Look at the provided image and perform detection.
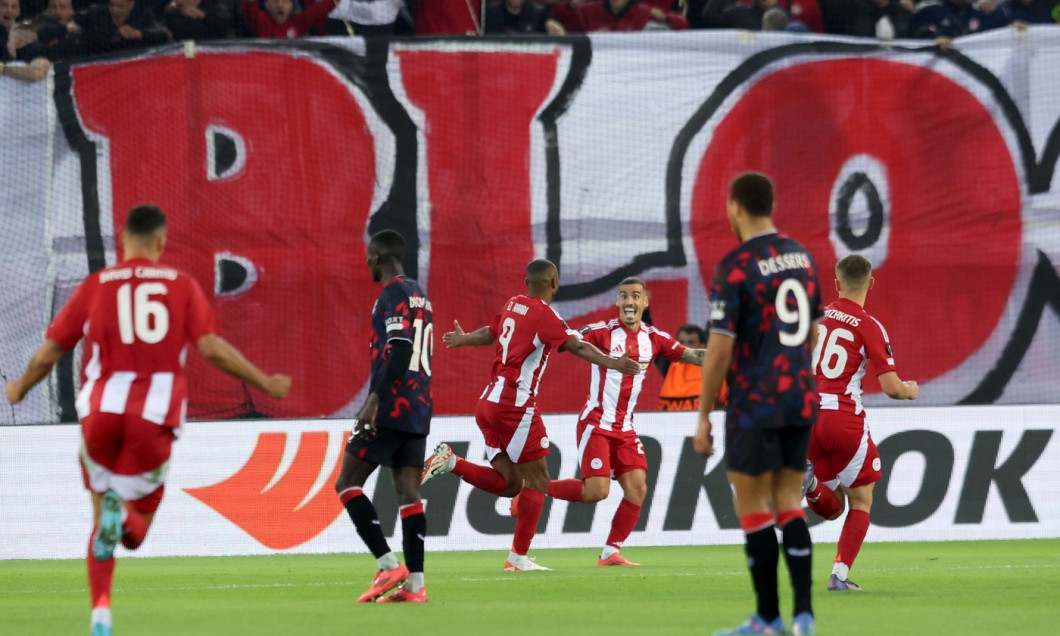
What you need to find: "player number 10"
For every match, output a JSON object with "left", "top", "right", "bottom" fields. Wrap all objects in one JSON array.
[
  {"left": 409, "top": 318, "right": 433, "bottom": 375},
  {"left": 116, "top": 282, "right": 169, "bottom": 344}
]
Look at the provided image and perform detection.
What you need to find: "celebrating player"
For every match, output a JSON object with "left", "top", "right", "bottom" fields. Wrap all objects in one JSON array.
[
  {"left": 694, "top": 172, "right": 822, "bottom": 636},
  {"left": 534, "top": 277, "right": 705, "bottom": 566},
  {"left": 334, "top": 229, "right": 434, "bottom": 603},
  {"left": 804, "top": 254, "right": 918, "bottom": 591},
  {"left": 421, "top": 259, "right": 642, "bottom": 571},
  {"left": 4, "top": 204, "right": 292, "bottom": 636}
]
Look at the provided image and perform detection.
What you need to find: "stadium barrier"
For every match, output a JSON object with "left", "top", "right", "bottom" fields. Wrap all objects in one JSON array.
[
  {"left": 2, "top": 28, "right": 1060, "bottom": 428},
  {"left": 1, "top": 405, "right": 1056, "bottom": 559}
]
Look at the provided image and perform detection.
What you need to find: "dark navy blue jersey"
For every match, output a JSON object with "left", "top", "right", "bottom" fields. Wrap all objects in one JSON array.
[
  {"left": 708, "top": 231, "right": 823, "bottom": 431},
  {"left": 370, "top": 276, "right": 433, "bottom": 435}
]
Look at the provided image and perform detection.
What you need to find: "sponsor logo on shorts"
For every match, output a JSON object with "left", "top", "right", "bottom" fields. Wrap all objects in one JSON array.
[{"left": 591, "top": 458, "right": 603, "bottom": 470}]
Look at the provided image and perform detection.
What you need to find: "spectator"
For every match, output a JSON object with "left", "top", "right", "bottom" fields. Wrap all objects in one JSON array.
[
  {"left": 840, "top": 0, "right": 915, "bottom": 38},
  {"left": 78, "top": 0, "right": 166, "bottom": 56},
  {"left": 38, "top": 0, "right": 81, "bottom": 59},
  {"left": 913, "top": 0, "right": 1011, "bottom": 38},
  {"left": 415, "top": 0, "right": 481, "bottom": 34},
  {"left": 163, "top": 0, "right": 230, "bottom": 40},
  {"left": 656, "top": 324, "right": 724, "bottom": 412},
  {"left": 786, "top": 0, "right": 822, "bottom": 30},
  {"left": 242, "top": 0, "right": 335, "bottom": 38},
  {"left": 1, "top": 0, "right": 20, "bottom": 61},
  {"left": 703, "top": 0, "right": 822, "bottom": 32},
  {"left": 1, "top": 21, "right": 51, "bottom": 81},
  {"left": 325, "top": 0, "right": 406, "bottom": 36},
  {"left": 1004, "top": 0, "right": 1059, "bottom": 23},
  {"left": 816, "top": 0, "right": 846, "bottom": 32},
  {"left": 484, "top": 0, "right": 565, "bottom": 33},
  {"left": 44, "top": 0, "right": 74, "bottom": 25},
  {"left": 761, "top": 5, "right": 789, "bottom": 28},
  {"left": 554, "top": 0, "right": 688, "bottom": 32}
]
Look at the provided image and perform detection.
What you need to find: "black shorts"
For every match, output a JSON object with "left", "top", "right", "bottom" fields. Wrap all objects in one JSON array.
[
  {"left": 725, "top": 425, "right": 811, "bottom": 476},
  {"left": 345, "top": 427, "right": 427, "bottom": 470}
]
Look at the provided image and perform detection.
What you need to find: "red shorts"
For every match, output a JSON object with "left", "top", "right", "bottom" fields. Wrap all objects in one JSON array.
[
  {"left": 577, "top": 423, "right": 648, "bottom": 480},
  {"left": 808, "top": 410, "right": 881, "bottom": 490},
  {"left": 80, "top": 412, "right": 175, "bottom": 514},
  {"left": 474, "top": 399, "right": 550, "bottom": 464}
]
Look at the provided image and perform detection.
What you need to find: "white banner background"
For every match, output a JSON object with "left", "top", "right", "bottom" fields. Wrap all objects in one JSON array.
[{"left": 2, "top": 28, "right": 1059, "bottom": 427}]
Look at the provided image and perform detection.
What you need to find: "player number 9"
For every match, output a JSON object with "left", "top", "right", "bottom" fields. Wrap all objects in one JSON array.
[
  {"left": 775, "top": 278, "right": 810, "bottom": 347},
  {"left": 498, "top": 317, "right": 516, "bottom": 364}
]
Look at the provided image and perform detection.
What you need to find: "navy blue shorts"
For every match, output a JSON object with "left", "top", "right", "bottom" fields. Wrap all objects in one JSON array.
[
  {"left": 345, "top": 427, "right": 427, "bottom": 470},
  {"left": 725, "top": 425, "right": 811, "bottom": 476}
]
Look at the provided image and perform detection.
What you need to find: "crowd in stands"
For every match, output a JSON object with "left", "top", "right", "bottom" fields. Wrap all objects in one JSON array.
[{"left": 1, "top": 0, "right": 1058, "bottom": 80}]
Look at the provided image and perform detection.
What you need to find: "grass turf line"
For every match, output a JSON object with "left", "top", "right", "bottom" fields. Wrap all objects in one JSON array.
[{"left": 2, "top": 540, "right": 1057, "bottom": 635}]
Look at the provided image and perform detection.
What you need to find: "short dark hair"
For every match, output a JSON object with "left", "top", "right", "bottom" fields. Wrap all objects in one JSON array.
[
  {"left": 835, "top": 254, "right": 872, "bottom": 289},
  {"left": 368, "top": 229, "right": 406, "bottom": 262},
  {"left": 526, "top": 258, "right": 557, "bottom": 280},
  {"left": 729, "top": 172, "right": 774, "bottom": 217},
  {"left": 619, "top": 276, "right": 646, "bottom": 289},
  {"left": 125, "top": 204, "right": 167, "bottom": 237},
  {"left": 677, "top": 323, "right": 706, "bottom": 343}
]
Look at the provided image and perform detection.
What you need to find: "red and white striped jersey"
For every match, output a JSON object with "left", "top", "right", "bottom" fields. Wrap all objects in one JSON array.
[
  {"left": 579, "top": 319, "right": 685, "bottom": 433},
  {"left": 812, "top": 298, "right": 897, "bottom": 417},
  {"left": 480, "top": 295, "right": 581, "bottom": 409},
  {"left": 46, "top": 258, "right": 217, "bottom": 432}
]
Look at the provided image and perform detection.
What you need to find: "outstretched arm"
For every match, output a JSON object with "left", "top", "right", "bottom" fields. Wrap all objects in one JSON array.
[
  {"left": 442, "top": 320, "right": 495, "bottom": 348},
  {"left": 5, "top": 340, "right": 66, "bottom": 404},
  {"left": 2, "top": 58, "right": 51, "bottom": 83},
  {"left": 878, "top": 371, "right": 918, "bottom": 400},
  {"left": 678, "top": 347, "right": 707, "bottom": 366},
  {"left": 197, "top": 334, "right": 291, "bottom": 398},
  {"left": 560, "top": 338, "right": 642, "bottom": 375}
]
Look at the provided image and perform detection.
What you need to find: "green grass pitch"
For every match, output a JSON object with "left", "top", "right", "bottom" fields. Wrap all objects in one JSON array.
[{"left": 3, "top": 540, "right": 1057, "bottom": 635}]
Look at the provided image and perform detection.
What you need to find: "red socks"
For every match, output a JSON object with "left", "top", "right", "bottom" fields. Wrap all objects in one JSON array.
[
  {"left": 120, "top": 506, "right": 149, "bottom": 550},
  {"left": 453, "top": 458, "right": 508, "bottom": 496},
  {"left": 605, "top": 499, "right": 641, "bottom": 549},
  {"left": 547, "top": 479, "right": 583, "bottom": 502},
  {"left": 806, "top": 482, "right": 842, "bottom": 519},
  {"left": 87, "top": 528, "right": 115, "bottom": 609},
  {"left": 511, "top": 488, "right": 545, "bottom": 555},
  {"left": 835, "top": 509, "right": 870, "bottom": 569}
]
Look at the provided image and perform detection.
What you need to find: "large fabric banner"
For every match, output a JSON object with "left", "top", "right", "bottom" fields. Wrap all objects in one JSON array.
[
  {"left": 0, "top": 406, "right": 1056, "bottom": 558},
  {"left": 1, "top": 29, "right": 1058, "bottom": 425}
]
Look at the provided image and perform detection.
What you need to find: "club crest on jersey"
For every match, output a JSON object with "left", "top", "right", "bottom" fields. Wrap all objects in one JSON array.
[{"left": 710, "top": 300, "right": 726, "bottom": 321}]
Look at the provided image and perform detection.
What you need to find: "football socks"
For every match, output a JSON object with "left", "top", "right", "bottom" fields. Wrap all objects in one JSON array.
[
  {"left": 87, "top": 529, "right": 115, "bottom": 609},
  {"left": 779, "top": 510, "right": 814, "bottom": 618},
  {"left": 340, "top": 488, "right": 391, "bottom": 558},
  {"left": 742, "top": 517, "right": 781, "bottom": 623},
  {"left": 835, "top": 508, "right": 870, "bottom": 575},
  {"left": 452, "top": 458, "right": 508, "bottom": 496},
  {"left": 605, "top": 499, "right": 641, "bottom": 551},
  {"left": 546, "top": 479, "right": 583, "bottom": 502},
  {"left": 511, "top": 488, "right": 545, "bottom": 555},
  {"left": 399, "top": 502, "right": 426, "bottom": 574}
]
